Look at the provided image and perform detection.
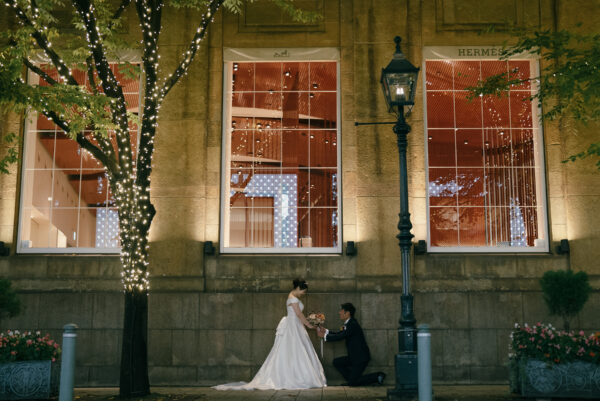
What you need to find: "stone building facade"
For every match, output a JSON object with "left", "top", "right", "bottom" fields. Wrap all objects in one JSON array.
[{"left": 1, "top": 0, "right": 599, "bottom": 386}]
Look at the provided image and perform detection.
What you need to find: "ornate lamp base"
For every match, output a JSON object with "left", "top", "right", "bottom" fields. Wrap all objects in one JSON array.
[{"left": 387, "top": 353, "right": 418, "bottom": 400}]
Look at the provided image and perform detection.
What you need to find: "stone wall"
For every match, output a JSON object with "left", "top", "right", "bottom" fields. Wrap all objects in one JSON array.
[
  {"left": 3, "top": 251, "right": 593, "bottom": 385},
  {"left": 1, "top": 0, "right": 599, "bottom": 387}
]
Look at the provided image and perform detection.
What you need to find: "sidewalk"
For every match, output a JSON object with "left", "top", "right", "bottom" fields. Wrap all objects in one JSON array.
[{"left": 73, "top": 385, "right": 519, "bottom": 400}]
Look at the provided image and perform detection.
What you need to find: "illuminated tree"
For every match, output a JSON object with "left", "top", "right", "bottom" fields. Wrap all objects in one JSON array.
[{"left": 0, "top": 0, "right": 318, "bottom": 396}]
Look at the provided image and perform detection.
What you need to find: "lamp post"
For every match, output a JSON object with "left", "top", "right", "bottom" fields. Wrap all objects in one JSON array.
[{"left": 381, "top": 36, "right": 420, "bottom": 401}]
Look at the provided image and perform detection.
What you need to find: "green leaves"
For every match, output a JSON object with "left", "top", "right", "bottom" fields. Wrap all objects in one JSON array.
[
  {"left": 540, "top": 269, "right": 591, "bottom": 331},
  {"left": 0, "top": 133, "right": 19, "bottom": 174},
  {"left": 465, "top": 69, "right": 526, "bottom": 100},
  {"left": 269, "top": 0, "right": 322, "bottom": 23},
  {"left": 563, "top": 142, "right": 600, "bottom": 169},
  {"left": 469, "top": 28, "right": 600, "bottom": 168},
  {"left": 0, "top": 65, "right": 116, "bottom": 134},
  {"left": 0, "top": 279, "right": 20, "bottom": 322},
  {"left": 179, "top": 0, "right": 324, "bottom": 23}
]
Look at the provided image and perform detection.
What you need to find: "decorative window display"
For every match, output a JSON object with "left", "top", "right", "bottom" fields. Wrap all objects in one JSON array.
[
  {"left": 18, "top": 64, "right": 140, "bottom": 253},
  {"left": 424, "top": 48, "right": 548, "bottom": 252},
  {"left": 221, "top": 49, "right": 340, "bottom": 253}
]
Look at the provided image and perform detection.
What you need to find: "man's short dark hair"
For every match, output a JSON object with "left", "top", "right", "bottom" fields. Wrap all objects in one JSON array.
[{"left": 341, "top": 303, "right": 356, "bottom": 317}]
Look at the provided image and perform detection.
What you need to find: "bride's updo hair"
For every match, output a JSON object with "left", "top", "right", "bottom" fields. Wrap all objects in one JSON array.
[{"left": 293, "top": 278, "right": 308, "bottom": 290}]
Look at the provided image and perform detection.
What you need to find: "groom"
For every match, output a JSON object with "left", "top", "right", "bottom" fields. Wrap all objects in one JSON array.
[{"left": 317, "top": 303, "right": 385, "bottom": 386}]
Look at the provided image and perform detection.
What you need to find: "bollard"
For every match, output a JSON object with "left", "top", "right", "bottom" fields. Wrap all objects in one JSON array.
[
  {"left": 59, "top": 323, "right": 78, "bottom": 401},
  {"left": 417, "top": 324, "right": 432, "bottom": 401}
]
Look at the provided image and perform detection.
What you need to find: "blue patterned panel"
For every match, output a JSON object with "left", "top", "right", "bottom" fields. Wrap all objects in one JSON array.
[{"left": 0, "top": 360, "right": 52, "bottom": 400}]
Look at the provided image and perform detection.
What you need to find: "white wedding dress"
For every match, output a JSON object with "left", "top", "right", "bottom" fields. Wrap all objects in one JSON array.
[{"left": 213, "top": 296, "right": 327, "bottom": 390}]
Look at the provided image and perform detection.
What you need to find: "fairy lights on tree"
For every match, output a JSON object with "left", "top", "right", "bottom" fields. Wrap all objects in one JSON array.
[{"left": 1, "top": 0, "right": 319, "bottom": 396}]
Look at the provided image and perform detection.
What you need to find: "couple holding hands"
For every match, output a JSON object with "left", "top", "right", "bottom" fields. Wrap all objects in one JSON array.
[{"left": 214, "top": 278, "right": 385, "bottom": 390}]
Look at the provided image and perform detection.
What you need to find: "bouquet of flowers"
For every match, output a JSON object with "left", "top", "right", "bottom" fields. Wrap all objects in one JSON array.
[
  {"left": 307, "top": 312, "right": 325, "bottom": 327},
  {"left": 307, "top": 312, "right": 326, "bottom": 358},
  {"left": 0, "top": 330, "right": 61, "bottom": 363}
]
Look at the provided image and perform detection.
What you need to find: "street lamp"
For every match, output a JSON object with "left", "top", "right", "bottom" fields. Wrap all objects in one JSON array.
[{"left": 381, "top": 36, "right": 419, "bottom": 401}]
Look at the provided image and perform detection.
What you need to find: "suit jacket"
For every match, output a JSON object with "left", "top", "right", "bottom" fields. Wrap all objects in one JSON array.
[{"left": 325, "top": 317, "right": 371, "bottom": 363}]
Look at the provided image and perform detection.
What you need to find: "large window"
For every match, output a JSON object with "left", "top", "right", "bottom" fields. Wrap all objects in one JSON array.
[
  {"left": 221, "top": 48, "right": 340, "bottom": 253},
  {"left": 423, "top": 47, "right": 548, "bottom": 252},
  {"left": 17, "top": 64, "right": 140, "bottom": 253}
]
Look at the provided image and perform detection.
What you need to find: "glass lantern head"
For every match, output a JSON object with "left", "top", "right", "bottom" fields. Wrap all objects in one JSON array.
[{"left": 380, "top": 37, "right": 420, "bottom": 115}]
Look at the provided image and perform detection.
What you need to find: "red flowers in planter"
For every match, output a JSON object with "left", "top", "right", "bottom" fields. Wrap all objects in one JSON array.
[
  {"left": 0, "top": 330, "right": 61, "bottom": 363},
  {"left": 510, "top": 323, "right": 600, "bottom": 364}
]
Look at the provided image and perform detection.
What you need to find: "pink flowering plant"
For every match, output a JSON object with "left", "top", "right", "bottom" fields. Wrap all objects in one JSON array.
[
  {"left": 511, "top": 322, "right": 600, "bottom": 364},
  {"left": 0, "top": 330, "right": 61, "bottom": 363}
]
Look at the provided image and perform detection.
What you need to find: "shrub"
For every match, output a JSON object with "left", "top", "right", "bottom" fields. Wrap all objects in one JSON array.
[
  {"left": 0, "top": 278, "right": 20, "bottom": 325},
  {"left": 0, "top": 330, "right": 61, "bottom": 363},
  {"left": 539, "top": 269, "right": 591, "bottom": 331}
]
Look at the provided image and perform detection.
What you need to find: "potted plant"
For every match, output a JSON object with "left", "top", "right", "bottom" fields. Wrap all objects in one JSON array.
[
  {"left": 508, "top": 269, "right": 598, "bottom": 398},
  {"left": 0, "top": 330, "right": 61, "bottom": 400},
  {"left": 509, "top": 323, "right": 600, "bottom": 398},
  {"left": 540, "top": 269, "right": 592, "bottom": 331}
]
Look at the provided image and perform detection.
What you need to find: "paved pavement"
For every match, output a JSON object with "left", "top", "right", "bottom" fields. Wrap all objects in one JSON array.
[{"left": 72, "top": 385, "right": 520, "bottom": 400}]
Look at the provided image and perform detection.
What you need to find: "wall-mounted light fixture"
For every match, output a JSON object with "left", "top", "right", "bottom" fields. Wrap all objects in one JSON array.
[
  {"left": 346, "top": 241, "right": 357, "bottom": 256},
  {"left": 203, "top": 241, "right": 215, "bottom": 255},
  {"left": 556, "top": 239, "right": 570, "bottom": 255},
  {"left": 414, "top": 240, "right": 427, "bottom": 255},
  {"left": 0, "top": 242, "right": 9, "bottom": 257}
]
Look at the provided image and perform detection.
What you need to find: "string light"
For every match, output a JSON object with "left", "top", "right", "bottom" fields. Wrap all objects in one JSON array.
[{"left": 6, "top": 0, "right": 226, "bottom": 293}]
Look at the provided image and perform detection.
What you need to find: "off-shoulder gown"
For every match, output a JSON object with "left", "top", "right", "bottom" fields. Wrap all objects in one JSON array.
[{"left": 213, "top": 296, "right": 326, "bottom": 390}]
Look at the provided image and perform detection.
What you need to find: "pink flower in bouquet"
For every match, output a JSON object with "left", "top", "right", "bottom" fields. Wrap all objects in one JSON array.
[{"left": 307, "top": 312, "right": 325, "bottom": 327}]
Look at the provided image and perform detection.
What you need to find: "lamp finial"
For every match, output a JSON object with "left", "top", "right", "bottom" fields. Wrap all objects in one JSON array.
[{"left": 394, "top": 36, "right": 402, "bottom": 54}]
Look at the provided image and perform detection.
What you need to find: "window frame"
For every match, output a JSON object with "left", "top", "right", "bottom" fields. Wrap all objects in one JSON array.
[
  {"left": 219, "top": 48, "right": 342, "bottom": 254},
  {"left": 422, "top": 46, "right": 550, "bottom": 253},
  {"left": 16, "top": 60, "right": 142, "bottom": 254}
]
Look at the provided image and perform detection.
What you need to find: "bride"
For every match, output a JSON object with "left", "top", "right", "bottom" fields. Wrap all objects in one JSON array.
[{"left": 214, "top": 278, "right": 327, "bottom": 390}]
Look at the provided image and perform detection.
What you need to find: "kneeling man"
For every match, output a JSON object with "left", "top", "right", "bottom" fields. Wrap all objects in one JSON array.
[{"left": 317, "top": 303, "right": 385, "bottom": 386}]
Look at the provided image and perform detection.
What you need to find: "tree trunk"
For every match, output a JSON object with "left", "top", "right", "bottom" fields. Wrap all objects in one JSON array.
[
  {"left": 120, "top": 288, "right": 150, "bottom": 397},
  {"left": 116, "top": 191, "right": 153, "bottom": 397}
]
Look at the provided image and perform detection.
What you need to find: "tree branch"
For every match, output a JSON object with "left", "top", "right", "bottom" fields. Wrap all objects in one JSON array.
[
  {"left": 22, "top": 58, "right": 59, "bottom": 86},
  {"left": 135, "top": 0, "right": 162, "bottom": 88},
  {"left": 26, "top": 56, "right": 118, "bottom": 173},
  {"left": 76, "top": 132, "right": 120, "bottom": 176},
  {"left": 71, "top": 0, "right": 124, "bottom": 102},
  {"left": 159, "top": 0, "right": 224, "bottom": 100},
  {"left": 85, "top": 56, "right": 99, "bottom": 95},
  {"left": 41, "top": 109, "right": 119, "bottom": 175},
  {"left": 72, "top": 0, "right": 133, "bottom": 174},
  {"left": 108, "top": 0, "right": 132, "bottom": 31},
  {"left": 7, "top": 0, "right": 79, "bottom": 86},
  {"left": 132, "top": 0, "right": 162, "bottom": 183}
]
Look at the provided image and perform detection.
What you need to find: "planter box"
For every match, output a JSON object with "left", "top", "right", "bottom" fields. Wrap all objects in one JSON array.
[
  {"left": 510, "top": 358, "right": 600, "bottom": 399},
  {"left": 0, "top": 360, "right": 59, "bottom": 400}
]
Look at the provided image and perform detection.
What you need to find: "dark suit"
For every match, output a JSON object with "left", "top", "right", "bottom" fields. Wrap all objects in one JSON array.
[{"left": 325, "top": 317, "right": 380, "bottom": 386}]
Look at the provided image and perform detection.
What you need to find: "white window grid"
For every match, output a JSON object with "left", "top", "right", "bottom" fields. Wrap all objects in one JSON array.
[
  {"left": 17, "top": 64, "right": 141, "bottom": 254},
  {"left": 422, "top": 56, "right": 549, "bottom": 253},
  {"left": 220, "top": 57, "right": 342, "bottom": 254}
]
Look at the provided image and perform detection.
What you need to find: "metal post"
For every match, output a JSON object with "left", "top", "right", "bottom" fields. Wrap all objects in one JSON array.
[
  {"left": 418, "top": 325, "right": 433, "bottom": 401},
  {"left": 388, "top": 109, "right": 418, "bottom": 401},
  {"left": 59, "top": 323, "right": 78, "bottom": 401}
]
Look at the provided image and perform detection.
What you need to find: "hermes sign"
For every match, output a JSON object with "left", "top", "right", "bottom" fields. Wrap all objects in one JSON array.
[{"left": 422, "top": 46, "right": 536, "bottom": 60}]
